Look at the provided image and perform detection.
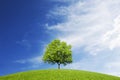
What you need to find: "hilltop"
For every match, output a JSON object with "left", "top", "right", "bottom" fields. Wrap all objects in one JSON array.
[{"left": 0, "top": 69, "right": 120, "bottom": 80}]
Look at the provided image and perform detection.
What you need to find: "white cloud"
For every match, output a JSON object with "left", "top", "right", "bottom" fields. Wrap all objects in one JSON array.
[
  {"left": 50, "top": 0, "right": 78, "bottom": 3},
  {"left": 104, "top": 61, "right": 120, "bottom": 76},
  {"left": 48, "top": 0, "right": 120, "bottom": 53},
  {"left": 64, "top": 62, "right": 82, "bottom": 69},
  {"left": 47, "top": 0, "right": 120, "bottom": 76},
  {"left": 15, "top": 56, "right": 43, "bottom": 68},
  {"left": 101, "top": 15, "right": 120, "bottom": 50}
]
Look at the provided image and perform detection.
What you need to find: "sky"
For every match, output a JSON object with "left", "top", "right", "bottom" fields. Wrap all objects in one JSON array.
[{"left": 1, "top": 0, "right": 120, "bottom": 77}]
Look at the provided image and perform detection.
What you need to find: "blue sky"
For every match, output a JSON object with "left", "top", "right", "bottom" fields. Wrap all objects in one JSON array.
[
  {"left": 0, "top": 0, "right": 58, "bottom": 75},
  {"left": 1, "top": 0, "right": 120, "bottom": 77}
]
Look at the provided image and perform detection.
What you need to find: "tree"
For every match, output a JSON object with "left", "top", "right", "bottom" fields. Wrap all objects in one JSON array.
[{"left": 42, "top": 39, "right": 72, "bottom": 69}]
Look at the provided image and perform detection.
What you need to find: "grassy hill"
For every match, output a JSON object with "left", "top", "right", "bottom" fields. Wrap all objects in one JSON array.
[{"left": 0, "top": 69, "right": 120, "bottom": 80}]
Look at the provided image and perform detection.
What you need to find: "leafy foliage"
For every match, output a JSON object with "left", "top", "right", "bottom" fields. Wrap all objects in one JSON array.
[{"left": 42, "top": 39, "right": 72, "bottom": 69}]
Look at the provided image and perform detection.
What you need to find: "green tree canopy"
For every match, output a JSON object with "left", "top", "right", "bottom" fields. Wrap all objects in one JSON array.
[{"left": 42, "top": 39, "right": 72, "bottom": 69}]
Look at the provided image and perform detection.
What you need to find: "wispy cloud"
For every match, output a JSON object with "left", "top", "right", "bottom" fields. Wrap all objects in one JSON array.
[
  {"left": 15, "top": 55, "right": 43, "bottom": 68},
  {"left": 47, "top": 0, "right": 120, "bottom": 76},
  {"left": 16, "top": 39, "right": 31, "bottom": 49},
  {"left": 51, "top": 0, "right": 78, "bottom": 3}
]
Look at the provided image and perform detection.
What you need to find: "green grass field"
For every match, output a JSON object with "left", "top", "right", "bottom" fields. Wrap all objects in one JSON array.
[{"left": 0, "top": 69, "right": 120, "bottom": 80}]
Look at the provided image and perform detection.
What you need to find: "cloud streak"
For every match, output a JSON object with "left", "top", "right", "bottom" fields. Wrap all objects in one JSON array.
[{"left": 15, "top": 55, "right": 43, "bottom": 68}]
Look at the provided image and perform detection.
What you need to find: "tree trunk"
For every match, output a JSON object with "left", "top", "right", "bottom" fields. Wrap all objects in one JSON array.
[{"left": 58, "top": 63, "right": 60, "bottom": 69}]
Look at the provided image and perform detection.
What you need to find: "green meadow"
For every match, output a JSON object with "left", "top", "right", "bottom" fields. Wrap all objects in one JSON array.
[{"left": 0, "top": 69, "right": 120, "bottom": 80}]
